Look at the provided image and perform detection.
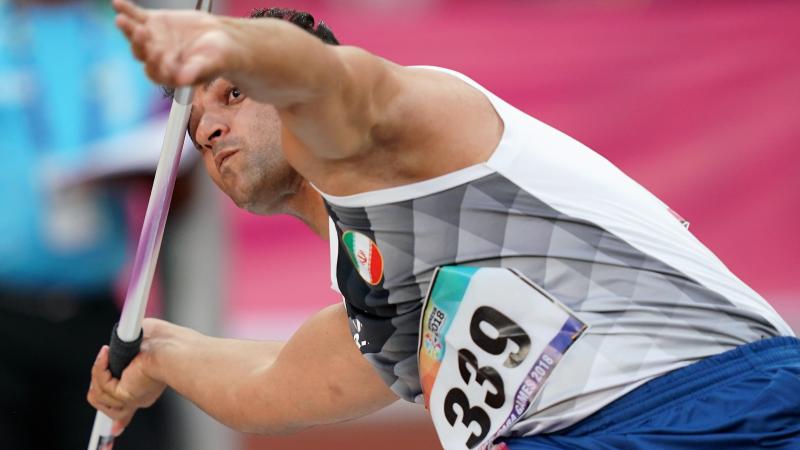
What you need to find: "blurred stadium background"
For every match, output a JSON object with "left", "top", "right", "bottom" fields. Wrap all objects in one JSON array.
[{"left": 8, "top": 0, "right": 798, "bottom": 449}]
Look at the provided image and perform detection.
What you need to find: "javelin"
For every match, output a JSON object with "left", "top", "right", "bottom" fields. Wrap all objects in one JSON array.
[{"left": 87, "top": 1, "right": 213, "bottom": 448}]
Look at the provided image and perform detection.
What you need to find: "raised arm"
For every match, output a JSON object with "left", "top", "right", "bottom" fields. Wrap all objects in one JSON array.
[
  {"left": 88, "top": 303, "right": 398, "bottom": 435},
  {"left": 112, "top": 0, "right": 401, "bottom": 161}
]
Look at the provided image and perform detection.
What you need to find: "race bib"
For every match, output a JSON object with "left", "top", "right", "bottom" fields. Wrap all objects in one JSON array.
[{"left": 418, "top": 266, "right": 587, "bottom": 450}]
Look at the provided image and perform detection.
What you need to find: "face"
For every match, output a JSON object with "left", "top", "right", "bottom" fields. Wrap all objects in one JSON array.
[{"left": 187, "top": 78, "right": 300, "bottom": 215}]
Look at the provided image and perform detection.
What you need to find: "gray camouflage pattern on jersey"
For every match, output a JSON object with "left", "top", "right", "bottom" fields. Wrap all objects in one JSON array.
[{"left": 326, "top": 172, "right": 779, "bottom": 402}]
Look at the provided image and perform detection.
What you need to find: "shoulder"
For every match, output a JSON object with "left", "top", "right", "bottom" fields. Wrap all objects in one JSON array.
[
  {"left": 329, "top": 50, "right": 475, "bottom": 110},
  {"left": 367, "top": 64, "right": 502, "bottom": 158},
  {"left": 327, "top": 56, "right": 493, "bottom": 140}
]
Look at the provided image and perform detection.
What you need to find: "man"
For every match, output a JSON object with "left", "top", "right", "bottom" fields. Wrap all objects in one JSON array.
[{"left": 89, "top": 0, "right": 800, "bottom": 448}]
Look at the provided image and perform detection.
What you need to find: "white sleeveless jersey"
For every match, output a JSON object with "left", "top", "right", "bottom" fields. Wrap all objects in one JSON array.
[{"left": 320, "top": 66, "right": 793, "bottom": 435}]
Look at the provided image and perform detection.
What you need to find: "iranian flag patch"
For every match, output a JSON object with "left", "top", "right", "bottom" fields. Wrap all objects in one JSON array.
[{"left": 342, "top": 230, "right": 384, "bottom": 286}]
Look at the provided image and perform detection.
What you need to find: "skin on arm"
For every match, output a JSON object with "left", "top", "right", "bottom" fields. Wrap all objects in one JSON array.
[
  {"left": 88, "top": 303, "right": 398, "bottom": 435},
  {"left": 112, "top": 0, "right": 393, "bottom": 161},
  {"left": 111, "top": 0, "right": 502, "bottom": 196}
]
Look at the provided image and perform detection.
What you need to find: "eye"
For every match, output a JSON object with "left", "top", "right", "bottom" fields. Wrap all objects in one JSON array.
[{"left": 228, "top": 87, "right": 243, "bottom": 103}]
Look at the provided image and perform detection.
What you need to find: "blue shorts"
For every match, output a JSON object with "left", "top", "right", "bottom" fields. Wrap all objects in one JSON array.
[{"left": 502, "top": 336, "right": 800, "bottom": 450}]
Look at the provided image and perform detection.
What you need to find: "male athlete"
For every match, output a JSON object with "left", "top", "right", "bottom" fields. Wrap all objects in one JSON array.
[{"left": 88, "top": 1, "right": 800, "bottom": 448}]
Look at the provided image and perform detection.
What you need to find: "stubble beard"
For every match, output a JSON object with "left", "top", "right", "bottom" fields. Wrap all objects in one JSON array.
[{"left": 231, "top": 143, "right": 299, "bottom": 216}]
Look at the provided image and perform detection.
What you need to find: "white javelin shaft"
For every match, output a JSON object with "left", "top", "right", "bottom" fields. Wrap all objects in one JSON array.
[
  {"left": 118, "top": 85, "right": 194, "bottom": 341},
  {"left": 87, "top": 85, "right": 193, "bottom": 450},
  {"left": 87, "top": 0, "right": 211, "bottom": 445}
]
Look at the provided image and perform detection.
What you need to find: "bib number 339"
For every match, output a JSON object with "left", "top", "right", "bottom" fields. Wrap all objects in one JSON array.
[{"left": 418, "top": 267, "right": 587, "bottom": 450}]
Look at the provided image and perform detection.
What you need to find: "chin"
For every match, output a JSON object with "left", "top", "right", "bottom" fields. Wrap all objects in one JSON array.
[
  {"left": 224, "top": 166, "right": 299, "bottom": 216},
  {"left": 230, "top": 185, "right": 282, "bottom": 216},
  {"left": 230, "top": 189, "right": 264, "bottom": 214},
  {"left": 241, "top": 202, "right": 278, "bottom": 216},
  {"left": 239, "top": 194, "right": 287, "bottom": 216}
]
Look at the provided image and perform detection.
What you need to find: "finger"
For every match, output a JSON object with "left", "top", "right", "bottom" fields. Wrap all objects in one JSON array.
[
  {"left": 98, "top": 374, "right": 123, "bottom": 400},
  {"left": 88, "top": 381, "right": 126, "bottom": 409},
  {"left": 145, "top": 59, "right": 172, "bottom": 86},
  {"left": 150, "top": 45, "right": 169, "bottom": 82},
  {"left": 115, "top": 14, "right": 136, "bottom": 42},
  {"left": 112, "top": 0, "right": 147, "bottom": 23},
  {"left": 160, "top": 49, "right": 183, "bottom": 86},
  {"left": 87, "top": 389, "right": 128, "bottom": 420},
  {"left": 91, "top": 346, "right": 118, "bottom": 388},
  {"left": 91, "top": 346, "right": 112, "bottom": 382},
  {"left": 91, "top": 346, "right": 130, "bottom": 402},
  {"left": 176, "top": 53, "right": 217, "bottom": 87},
  {"left": 130, "top": 23, "right": 152, "bottom": 62}
]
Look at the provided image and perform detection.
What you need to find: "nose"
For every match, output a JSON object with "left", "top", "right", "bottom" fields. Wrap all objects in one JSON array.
[{"left": 196, "top": 114, "right": 230, "bottom": 150}]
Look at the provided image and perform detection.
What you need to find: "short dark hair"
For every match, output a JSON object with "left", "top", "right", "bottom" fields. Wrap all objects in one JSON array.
[
  {"left": 249, "top": 8, "right": 339, "bottom": 45},
  {"left": 162, "top": 8, "right": 339, "bottom": 98}
]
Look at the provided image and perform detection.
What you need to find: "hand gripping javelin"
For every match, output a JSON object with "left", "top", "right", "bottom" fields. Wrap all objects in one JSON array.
[{"left": 87, "top": 1, "right": 213, "bottom": 448}]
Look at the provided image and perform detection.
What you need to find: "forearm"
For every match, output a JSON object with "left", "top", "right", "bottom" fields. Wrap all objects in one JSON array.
[
  {"left": 142, "top": 304, "right": 398, "bottom": 434},
  {"left": 217, "top": 16, "right": 392, "bottom": 160},
  {"left": 143, "top": 320, "right": 284, "bottom": 431},
  {"left": 113, "top": 0, "right": 396, "bottom": 160},
  {"left": 218, "top": 16, "right": 344, "bottom": 108}
]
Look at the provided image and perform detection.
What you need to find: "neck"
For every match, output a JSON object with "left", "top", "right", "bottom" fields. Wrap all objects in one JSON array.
[{"left": 283, "top": 180, "right": 329, "bottom": 239}]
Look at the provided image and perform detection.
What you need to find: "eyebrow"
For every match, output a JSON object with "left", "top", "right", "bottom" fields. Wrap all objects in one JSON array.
[{"left": 204, "top": 78, "right": 220, "bottom": 92}]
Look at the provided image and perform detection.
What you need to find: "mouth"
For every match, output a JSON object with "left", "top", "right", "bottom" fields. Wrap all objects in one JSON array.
[{"left": 214, "top": 149, "right": 239, "bottom": 171}]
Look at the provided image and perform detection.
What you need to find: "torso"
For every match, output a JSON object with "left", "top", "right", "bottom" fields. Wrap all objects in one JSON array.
[{"left": 319, "top": 66, "right": 793, "bottom": 436}]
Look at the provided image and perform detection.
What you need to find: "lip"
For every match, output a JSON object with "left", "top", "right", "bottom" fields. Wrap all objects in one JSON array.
[{"left": 214, "top": 149, "right": 239, "bottom": 171}]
